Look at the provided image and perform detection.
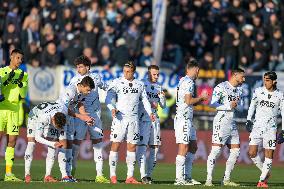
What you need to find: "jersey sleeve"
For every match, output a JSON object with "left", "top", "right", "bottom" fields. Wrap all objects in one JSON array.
[
  {"left": 210, "top": 84, "right": 232, "bottom": 111},
  {"left": 158, "top": 86, "right": 166, "bottom": 108},
  {"left": 141, "top": 84, "right": 152, "bottom": 116},
  {"left": 96, "top": 74, "right": 108, "bottom": 91},
  {"left": 105, "top": 79, "right": 117, "bottom": 111},
  {"left": 247, "top": 89, "right": 258, "bottom": 121},
  {"left": 280, "top": 93, "right": 284, "bottom": 130},
  {"left": 35, "top": 119, "right": 56, "bottom": 147}
]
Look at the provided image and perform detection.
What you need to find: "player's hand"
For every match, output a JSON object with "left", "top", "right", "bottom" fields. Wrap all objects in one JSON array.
[
  {"left": 245, "top": 120, "right": 253, "bottom": 133},
  {"left": 150, "top": 113, "right": 156, "bottom": 122},
  {"left": 79, "top": 113, "right": 94, "bottom": 123},
  {"left": 0, "top": 94, "right": 5, "bottom": 102},
  {"left": 277, "top": 130, "right": 284, "bottom": 144},
  {"left": 86, "top": 118, "right": 95, "bottom": 126},
  {"left": 151, "top": 102, "right": 158, "bottom": 109},
  {"left": 200, "top": 91, "right": 209, "bottom": 101},
  {"left": 54, "top": 142, "right": 63, "bottom": 148},
  {"left": 158, "top": 91, "right": 165, "bottom": 98},
  {"left": 230, "top": 100, "right": 238, "bottom": 109},
  {"left": 111, "top": 109, "right": 118, "bottom": 118},
  {"left": 3, "top": 70, "right": 15, "bottom": 86}
]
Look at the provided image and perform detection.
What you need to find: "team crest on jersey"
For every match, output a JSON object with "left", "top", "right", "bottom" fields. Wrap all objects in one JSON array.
[
  {"left": 268, "top": 94, "right": 272, "bottom": 99},
  {"left": 129, "top": 83, "right": 133, "bottom": 87},
  {"left": 151, "top": 85, "right": 154, "bottom": 90}
]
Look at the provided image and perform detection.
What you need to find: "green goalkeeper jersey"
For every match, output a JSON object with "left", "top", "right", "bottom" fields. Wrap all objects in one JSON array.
[{"left": 0, "top": 66, "right": 28, "bottom": 111}]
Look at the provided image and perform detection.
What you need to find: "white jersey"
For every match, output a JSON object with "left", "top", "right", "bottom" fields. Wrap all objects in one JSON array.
[
  {"left": 211, "top": 81, "right": 244, "bottom": 120},
  {"left": 247, "top": 87, "right": 284, "bottom": 130},
  {"left": 176, "top": 76, "right": 195, "bottom": 120},
  {"left": 105, "top": 77, "right": 152, "bottom": 118},
  {"left": 28, "top": 102, "right": 67, "bottom": 147},
  {"left": 69, "top": 72, "right": 108, "bottom": 115},
  {"left": 138, "top": 79, "right": 166, "bottom": 121},
  {"left": 57, "top": 84, "right": 84, "bottom": 110}
]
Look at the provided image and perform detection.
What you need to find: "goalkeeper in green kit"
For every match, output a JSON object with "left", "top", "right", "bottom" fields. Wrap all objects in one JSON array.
[{"left": 0, "top": 49, "right": 28, "bottom": 181}]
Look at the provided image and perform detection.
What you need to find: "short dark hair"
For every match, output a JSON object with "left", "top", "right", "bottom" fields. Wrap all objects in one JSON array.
[
  {"left": 80, "top": 76, "right": 95, "bottom": 89},
  {"left": 11, "top": 49, "right": 24, "bottom": 56},
  {"left": 54, "top": 112, "right": 66, "bottom": 129},
  {"left": 74, "top": 55, "right": 91, "bottom": 67},
  {"left": 124, "top": 61, "right": 136, "bottom": 72},
  {"left": 186, "top": 59, "right": 199, "bottom": 70},
  {"left": 231, "top": 68, "right": 245, "bottom": 75},
  {"left": 264, "top": 71, "right": 277, "bottom": 80},
  {"left": 148, "top": 65, "right": 159, "bottom": 71}
]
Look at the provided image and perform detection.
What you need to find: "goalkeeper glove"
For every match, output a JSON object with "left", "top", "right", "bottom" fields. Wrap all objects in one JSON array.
[
  {"left": 277, "top": 130, "right": 284, "bottom": 144},
  {"left": 245, "top": 120, "right": 253, "bottom": 133},
  {"left": 3, "top": 70, "right": 15, "bottom": 86}
]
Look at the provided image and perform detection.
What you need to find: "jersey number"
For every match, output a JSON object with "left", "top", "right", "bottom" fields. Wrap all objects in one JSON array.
[{"left": 37, "top": 102, "right": 58, "bottom": 110}]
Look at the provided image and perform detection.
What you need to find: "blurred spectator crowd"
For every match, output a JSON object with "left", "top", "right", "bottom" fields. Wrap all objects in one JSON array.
[{"left": 0, "top": 0, "right": 284, "bottom": 74}]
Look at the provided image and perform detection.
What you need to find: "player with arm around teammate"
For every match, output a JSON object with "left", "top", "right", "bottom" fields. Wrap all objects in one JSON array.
[
  {"left": 205, "top": 68, "right": 245, "bottom": 187},
  {"left": 68, "top": 55, "right": 109, "bottom": 183},
  {"left": 246, "top": 71, "right": 284, "bottom": 188}
]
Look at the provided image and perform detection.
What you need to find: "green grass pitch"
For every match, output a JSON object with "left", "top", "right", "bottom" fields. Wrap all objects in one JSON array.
[{"left": 0, "top": 160, "right": 283, "bottom": 189}]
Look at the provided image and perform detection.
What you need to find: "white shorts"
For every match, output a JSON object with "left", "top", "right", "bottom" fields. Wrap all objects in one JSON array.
[
  {"left": 249, "top": 127, "right": 277, "bottom": 150},
  {"left": 73, "top": 113, "right": 103, "bottom": 140},
  {"left": 212, "top": 114, "right": 240, "bottom": 145},
  {"left": 138, "top": 119, "right": 161, "bottom": 146},
  {"left": 110, "top": 113, "right": 139, "bottom": 144},
  {"left": 174, "top": 116, "right": 193, "bottom": 144},
  {"left": 27, "top": 118, "right": 66, "bottom": 141}
]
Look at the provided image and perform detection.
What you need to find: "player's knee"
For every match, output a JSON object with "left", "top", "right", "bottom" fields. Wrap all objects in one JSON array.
[
  {"left": 189, "top": 145, "right": 198, "bottom": 154},
  {"left": 209, "top": 146, "right": 222, "bottom": 158},
  {"left": 230, "top": 148, "right": 240, "bottom": 157},
  {"left": 248, "top": 150, "right": 257, "bottom": 158}
]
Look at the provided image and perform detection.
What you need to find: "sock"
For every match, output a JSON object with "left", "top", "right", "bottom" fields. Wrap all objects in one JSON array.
[
  {"left": 93, "top": 142, "right": 104, "bottom": 176},
  {"left": 24, "top": 142, "right": 35, "bottom": 176},
  {"left": 109, "top": 151, "right": 118, "bottom": 177},
  {"left": 251, "top": 155, "right": 263, "bottom": 171},
  {"left": 65, "top": 149, "right": 72, "bottom": 176},
  {"left": 206, "top": 146, "right": 222, "bottom": 181},
  {"left": 58, "top": 148, "right": 68, "bottom": 178},
  {"left": 147, "top": 147, "right": 158, "bottom": 177},
  {"left": 5, "top": 147, "right": 15, "bottom": 175},
  {"left": 176, "top": 155, "right": 186, "bottom": 180},
  {"left": 184, "top": 152, "right": 195, "bottom": 179},
  {"left": 72, "top": 144, "right": 80, "bottom": 173},
  {"left": 137, "top": 145, "right": 147, "bottom": 179},
  {"left": 260, "top": 158, "right": 272, "bottom": 181},
  {"left": 126, "top": 151, "right": 136, "bottom": 179},
  {"left": 224, "top": 148, "right": 240, "bottom": 181},
  {"left": 45, "top": 146, "right": 56, "bottom": 176}
]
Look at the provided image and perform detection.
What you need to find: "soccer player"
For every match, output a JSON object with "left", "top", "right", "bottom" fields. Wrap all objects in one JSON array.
[
  {"left": 57, "top": 75, "right": 95, "bottom": 180},
  {"left": 0, "top": 49, "right": 28, "bottom": 181},
  {"left": 24, "top": 102, "right": 74, "bottom": 182},
  {"left": 246, "top": 71, "right": 284, "bottom": 188},
  {"left": 106, "top": 61, "right": 155, "bottom": 184},
  {"left": 136, "top": 65, "right": 166, "bottom": 184},
  {"left": 68, "top": 55, "right": 109, "bottom": 183},
  {"left": 205, "top": 68, "right": 245, "bottom": 186},
  {"left": 174, "top": 60, "right": 208, "bottom": 185}
]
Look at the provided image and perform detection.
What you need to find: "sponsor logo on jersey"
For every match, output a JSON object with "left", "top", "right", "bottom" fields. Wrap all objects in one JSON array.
[{"left": 259, "top": 100, "right": 275, "bottom": 108}]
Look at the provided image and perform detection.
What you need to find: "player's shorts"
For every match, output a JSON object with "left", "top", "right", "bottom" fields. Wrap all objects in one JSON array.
[
  {"left": 249, "top": 126, "right": 277, "bottom": 150},
  {"left": 212, "top": 113, "right": 240, "bottom": 145},
  {"left": 27, "top": 118, "right": 67, "bottom": 141},
  {"left": 138, "top": 119, "right": 161, "bottom": 146},
  {"left": 110, "top": 113, "right": 139, "bottom": 144},
  {"left": 73, "top": 113, "right": 103, "bottom": 140},
  {"left": 174, "top": 115, "right": 193, "bottom": 144},
  {"left": 0, "top": 110, "right": 20, "bottom": 136}
]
